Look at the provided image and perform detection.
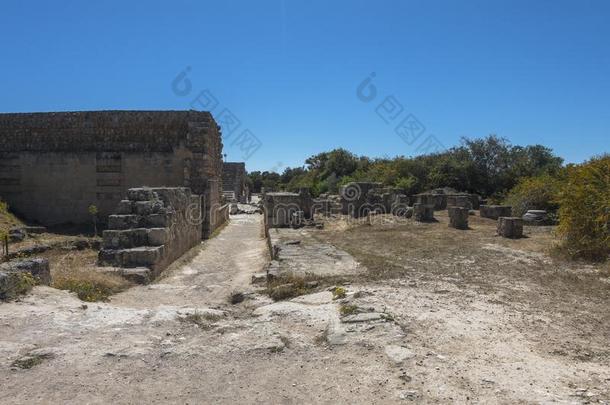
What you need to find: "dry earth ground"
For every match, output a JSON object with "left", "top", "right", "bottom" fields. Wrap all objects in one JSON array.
[{"left": 0, "top": 211, "right": 608, "bottom": 404}]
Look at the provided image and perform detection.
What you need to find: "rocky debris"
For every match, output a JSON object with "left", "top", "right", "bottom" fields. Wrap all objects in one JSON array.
[
  {"left": 398, "top": 390, "right": 419, "bottom": 401},
  {"left": 384, "top": 345, "right": 416, "bottom": 364},
  {"left": 497, "top": 217, "right": 524, "bottom": 239},
  {"left": 522, "top": 210, "right": 549, "bottom": 225}
]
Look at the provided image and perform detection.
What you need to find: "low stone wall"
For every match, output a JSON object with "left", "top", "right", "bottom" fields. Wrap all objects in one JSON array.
[{"left": 98, "top": 187, "right": 202, "bottom": 283}]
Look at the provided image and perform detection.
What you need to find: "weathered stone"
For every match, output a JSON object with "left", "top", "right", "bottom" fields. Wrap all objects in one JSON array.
[
  {"left": 497, "top": 217, "right": 524, "bottom": 238},
  {"left": 222, "top": 162, "right": 248, "bottom": 203},
  {"left": 522, "top": 210, "right": 548, "bottom": 224},
  {"left": 147, "top": 228, "right": 168, "bottom": 246},
  {"left": 229, "top": 203, "right": 239, "bottom": 215},
  {"left": 120, "top": 267, "right": 152, "bottom": 284},
  {"left": 127, "top": 188, "right": 156, "bottom": 202},
  {"left": 102, "top": 229, "right": 149, "bottom": 249},
  {"left": 413, "top": 203, "right": 434, "bottom": 222},
  {"left": 0, "top": 258, "right": 51, "bottom": 285},
  {"left": 8, "top": 227, "right": 26, "bottom": 242},
  {"left": 107, "top": 215, "right": 141, "bottom": 230},
  {"left": 448, "top": 206, "right": 469, "bottom": 229},
  {"left": 115, "top": 200, "right": 133, "bottom": 215},
  {"left": 480, "top": 205, "right": 512, "bottom": 220},
  {"left": 342, "top": 312, "right": 385, "bottom": 323},
  {"left": 145, "top": 213, "right": 170, "bottom": 228},
  {"left": 384, "top": 345, "right": 416, "bottom": 364},
  {"left": 446, "top": 194, "right": 473, "bottom": 210}
]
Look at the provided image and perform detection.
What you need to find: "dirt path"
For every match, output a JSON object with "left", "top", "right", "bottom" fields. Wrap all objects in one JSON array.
[{"left": 116, "top": 213, "right": 267, "bottom": 308}]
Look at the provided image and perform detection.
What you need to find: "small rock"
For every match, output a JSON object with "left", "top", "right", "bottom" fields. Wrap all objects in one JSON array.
[{"left": 385, "top": 345, "right": 416, "bottom": 364}]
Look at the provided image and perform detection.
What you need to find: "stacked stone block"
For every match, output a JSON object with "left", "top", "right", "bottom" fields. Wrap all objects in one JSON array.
[
  {"left": 497, "top": 217, "right": 524, "bottom": 238},
  {"left": 98, "top": 187, "right": 202, "bottom": 283}
]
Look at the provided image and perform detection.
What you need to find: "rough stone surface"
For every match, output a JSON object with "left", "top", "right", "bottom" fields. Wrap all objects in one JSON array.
[
  {"left": 497, "top": 217, "right": 524, "bottom": 238},
  {"left": 522, "top": 210, "right": 549, "bottom": 224}
]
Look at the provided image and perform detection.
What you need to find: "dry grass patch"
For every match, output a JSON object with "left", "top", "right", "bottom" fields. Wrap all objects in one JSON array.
[{"left": 49, "top": 249, "right": 131, "bottom": 302}]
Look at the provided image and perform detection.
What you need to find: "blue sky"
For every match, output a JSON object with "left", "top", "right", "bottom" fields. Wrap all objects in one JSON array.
[{"left": 1, "top": 0, "right": 608, "bottom": 172}]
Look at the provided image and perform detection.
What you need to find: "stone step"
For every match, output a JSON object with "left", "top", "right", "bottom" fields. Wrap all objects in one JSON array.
[
  {"left": 102, "top": 228, "right": 169, "bottom": 249},
  {"left": 107, "top": 214, "right": 141, "bottom": 230},
  {"left": 98, "top": 246, "right": 164, "bottom": 268}
]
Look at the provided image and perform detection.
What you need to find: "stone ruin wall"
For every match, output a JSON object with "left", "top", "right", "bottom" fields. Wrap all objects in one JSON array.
[
  {"left": 98, "top": 187, "right": 205, "bottom": 283},
  {"left": 0, "top": 110, "right": 225, "bottom": 238},
  {"left": 222, "top": 161, "right": 247, "bottom": 203}
]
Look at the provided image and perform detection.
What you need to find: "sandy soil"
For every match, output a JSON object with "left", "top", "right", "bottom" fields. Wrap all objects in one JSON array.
[{"left": 0, "top": 212, "right": 609, "bottom": 404}]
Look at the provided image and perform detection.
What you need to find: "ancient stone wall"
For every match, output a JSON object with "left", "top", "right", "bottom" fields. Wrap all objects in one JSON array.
[
  {"left": 221, "top": 162, "right": 247, "bottom": 203},
  {"left": 98, "top": 187, "right": 202, "bottom": 283},
  {"left": 0, "top": 110, "right": 224, "bottom": 237}
]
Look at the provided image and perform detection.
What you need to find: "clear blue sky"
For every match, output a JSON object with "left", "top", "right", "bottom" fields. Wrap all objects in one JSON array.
[{"left": 1, "top": 0, "right": 608, "bottom": 172}]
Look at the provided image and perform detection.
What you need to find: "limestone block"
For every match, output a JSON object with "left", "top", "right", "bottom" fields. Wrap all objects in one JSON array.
[
  {"left": 127, "top": 188, "right": 157, "bottom": 201},
  {"left": 0, "top": 258, "right": 51, "bottom": 285},
  {"left": 448, "top": 207, "right": 469, "bottom": 230},
  {"left": 147, "top": 228, "right": 168, "bottom": 246},
  {"left": 108, "top": 215, "right": 141, "bottom": 230},
  {"left": 414, "top": 203, "right": 434, "bottom": 222},
  {"left": 116, "top": 200, "right": 133, "bottom": 215},
  {"left": 497, "top": 217, "right": 523, "bottom": 238}
]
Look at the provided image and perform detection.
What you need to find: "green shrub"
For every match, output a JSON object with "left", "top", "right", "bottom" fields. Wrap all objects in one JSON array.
[
  {"left": 556, "top": 155, "right": 610, "bottom": 261},
  {"left": 504, "top": 173, "right": 562, "bottom": 217}
]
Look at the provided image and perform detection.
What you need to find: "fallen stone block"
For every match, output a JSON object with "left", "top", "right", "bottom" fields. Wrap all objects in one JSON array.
[
  {"left": 522, "top": 210, "right": 549, "bottom": 224},
  {"left": 497, "top": 217, "right": 524, "bottom": 238}
]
